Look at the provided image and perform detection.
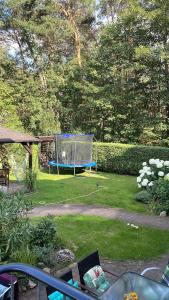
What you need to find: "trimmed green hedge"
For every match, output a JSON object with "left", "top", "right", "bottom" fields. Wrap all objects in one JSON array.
[{"left": 93, "top": 142, "right": 169, "bottom": 175}]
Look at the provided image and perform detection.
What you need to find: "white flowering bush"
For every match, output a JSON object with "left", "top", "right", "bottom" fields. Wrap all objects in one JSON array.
[{"left": 137, "top": 159, "right": 169, "bottom": 189}]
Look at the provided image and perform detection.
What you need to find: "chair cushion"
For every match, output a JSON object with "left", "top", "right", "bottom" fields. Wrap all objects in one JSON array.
[
  {"left": 161, "top": 262, "right": 169, "bottom": 286},
  {"left": 48, "top": 291, "right": 64, "bottom": 300},
  {"left": 83, "top": 265, "right": 110, "bottom": 293},
  {"left": 48, "top": 279, "right": 78, "bottom": 300}
]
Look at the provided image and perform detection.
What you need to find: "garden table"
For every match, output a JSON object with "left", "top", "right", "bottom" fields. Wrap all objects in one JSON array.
[{"left": 99, "top": 272, "right": 169, "bottom": 300}]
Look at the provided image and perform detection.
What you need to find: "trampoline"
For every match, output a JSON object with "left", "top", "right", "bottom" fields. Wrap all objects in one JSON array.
[{"left": 48, "top": 134, "right": 96, "bottom": 175}]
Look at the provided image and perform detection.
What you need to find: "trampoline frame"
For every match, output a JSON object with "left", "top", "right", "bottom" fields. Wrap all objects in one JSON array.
[{"left": 48, "top": 134, "right": 97, "bottom": 175}]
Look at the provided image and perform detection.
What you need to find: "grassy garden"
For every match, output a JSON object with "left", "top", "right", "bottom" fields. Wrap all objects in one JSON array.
[
  {"left": 28, "top": 170, "right": 145, "bottom": 213},
  {"left": 57, "top": 215, "right": 169, "bottom": 261},
  {"left": 2, "top": 0, "right": 169, "bottom": 294},
  {"left": 0, "top": 163, "right": 169, "bottom": 288},
  {"left": 2, "top": 150, "right": 169, "bottom": 273}
]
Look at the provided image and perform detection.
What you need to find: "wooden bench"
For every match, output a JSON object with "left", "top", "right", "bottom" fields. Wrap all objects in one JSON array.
[{"left": 0, "top": 169, "right": 9, "bottom": 187}]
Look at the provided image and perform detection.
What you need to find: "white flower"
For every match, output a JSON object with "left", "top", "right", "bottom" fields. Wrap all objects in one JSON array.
[
  {"left": 141, "top": 178, "right": 149, "bottom": 186},
  {"left": 165, "top": 173, "right": 169, "bottom": 179},
  {"left": 143, "top": 166, "right": 149, "bottom": 171},
  {"left": 139, "top": 169, "right": 144, "bottom": 174},
  {"left": 138, "top": 184, "right": 141, "bottom": 188},
  {"left": 151, "top": 171, "right": 154, "bottom": 175},
  {"left": 148, "top": 181, "right": 153, "bottom": 187},
  {"left": 140, "top": 173, "right": 145, "bottom": 178},
  {"left": 127, "top": 223, "right": 130, "bottom": 226},
  {"left": 158, "top": 171, "right": 164, "bottom": 177},
  {"left": 142, "top": 162, "right": 147, "bottom": 166},
  {"left": 164, "top": 161, "right": 169, "bottom": 167},
  {"left": 149, "top": 159, "right": 155, "bottom": 165},
  {"left": 137, "top": 177, "right": 142, "bottom": 183},
  {"left": 147, "top": 171, "right": 152, "bottom": 176},
  {"left": 155, "top": 159, "right": 160, "bottom": 164},
  {"left": 157, "top": 163, "right": 163, "bottom": 168}
]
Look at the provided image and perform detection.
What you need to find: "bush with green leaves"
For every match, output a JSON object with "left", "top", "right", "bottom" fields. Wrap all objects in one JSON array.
[
  {"left": 148, "top": 179, "right": 169, "bottom": 215},
  {"left": 0, "top": 192, "right": 61, "bottom": 265},
  {"left": 29, "top": 217, "right": 61, "bottom": 266},
  {"left": 134, "top": 190, "right": 151, "bottom": 204},
  {"left": 31, "top": 216, "right": 57, "bottom": 248},
  {"left": 0, "top": 192, "right": 32, "bottom": 261},
  {"left": 93, "top": 142, "right": 169, "bottom": 175},
  {"left": 10, "top": 247, "right": 38, "bottom": 265},
  {"left": 24, "top": 169, "right": 37, "bottom": 192},
  {"left": 137, "top": 159, "right": 169, "bottom": 189},
  {"left": 33, "top": 246, "right": 56, "bottom": 266}
]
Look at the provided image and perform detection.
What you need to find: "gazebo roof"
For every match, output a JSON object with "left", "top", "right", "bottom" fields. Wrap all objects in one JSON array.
[{"left": 0, "top": 126, "right": 39, "bottom": 143}]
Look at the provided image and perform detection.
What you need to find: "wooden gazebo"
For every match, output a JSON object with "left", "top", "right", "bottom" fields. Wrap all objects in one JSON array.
[{"left": 0, "top": 126, "right": 39, "bottom": 171}]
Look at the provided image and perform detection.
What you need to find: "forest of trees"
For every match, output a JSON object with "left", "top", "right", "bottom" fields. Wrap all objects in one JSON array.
[{"left": 0, "top": 0, "right": 169, "bottom": 145}]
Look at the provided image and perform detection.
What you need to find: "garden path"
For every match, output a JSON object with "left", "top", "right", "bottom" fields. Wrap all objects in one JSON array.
[{"left": 30, "top": 204, "right": 169, "bottom": 230}]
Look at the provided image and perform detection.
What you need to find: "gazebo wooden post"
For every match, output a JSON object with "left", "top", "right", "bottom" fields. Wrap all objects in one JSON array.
[
  {"left": 29, "top": 142, "right": 32, "bottom": 170},
  {"left": 21, "top": 142, "right": 33, "bottom": 170}
]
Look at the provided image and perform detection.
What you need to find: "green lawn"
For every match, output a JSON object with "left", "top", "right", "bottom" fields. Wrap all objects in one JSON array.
[
  {"left": 28, "top": 170, "right": 145, "bottom": 213},
  {"left": 56, "top": 215, "right": 169, "bottom": 260}
]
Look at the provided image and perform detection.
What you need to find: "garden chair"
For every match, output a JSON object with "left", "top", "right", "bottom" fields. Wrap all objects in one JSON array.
[
  {"left": 77, "top": 251, "right": 119, "bottom": 297},
  {"left": 141, "top": 260, "right": 169, "bottom": 287},
  {"left": 46, "top": 269, "right": 79, "bottom": 299}
]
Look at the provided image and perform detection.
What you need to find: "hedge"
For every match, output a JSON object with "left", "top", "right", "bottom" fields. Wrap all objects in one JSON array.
[{"left": 93, "top": 142, "right": 169, "bottom": 175}]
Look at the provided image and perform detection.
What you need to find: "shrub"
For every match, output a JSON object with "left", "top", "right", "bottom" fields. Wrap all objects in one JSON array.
[
  {"left": 149, "top": 179, "right": 169, "bottom": 215},
  {"left": 0, "top": 192, "right": 32, "bottom": 261},
  {"left": 24, "top": 169, "right": 37, "bottom": 192},
  {"left": 93, "top": 142, "right": 169, "bottom": 175},
  {"left": 0, "top": 193, "right": 60, "bottom": 266},
  {"left": 135, "top": 191, "right": 151, "bottom": 204},
  {"left": 31, "top": 216, "right": 58, "bottom": 248},
  {"left": 33, "top": 246, "right": 56, "bottom": 266},
  {"left": 11, "top": 247, "right": 38, "bottom": 265},
  {"left": 137, "top": 159, "right": 169, "bottom": 189}
]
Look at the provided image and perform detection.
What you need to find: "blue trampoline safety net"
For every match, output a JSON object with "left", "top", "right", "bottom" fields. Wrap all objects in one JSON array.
[{"left": 48, "top": 134, "right": 96, "bottom": 169}]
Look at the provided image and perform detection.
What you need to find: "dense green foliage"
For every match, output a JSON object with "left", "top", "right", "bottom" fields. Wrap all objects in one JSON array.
[
  {"left": 135, "top": 180, "right": 169, "bottom": 215},
  {"left": 57, "top": 215, "right": 169, "bottom": 260},
  {"left": 135, "top": 190, "right": 151, "bottom": 204},
  {"left": 94, "top": 142, "right": 169, "bottom": 174},
  {"left": 0, "top": 191, "right": 59, "bottom": 265},
  {"left": 150, "top": 179, "right": 169, "bottom": 215},
  {"left": 148, "top": 179, "right": 169, "bottom": 215},
  {"left": 0, "top": 0, "right": 169, "bottom": 143},
  {"left": 0, "top": 192, "right": 31, "bottom": 261},
  {"left": 135, "top": 159, "right": 169, "bottom": 214},
  {"left": 24, "top": 169, "right": 37, "bottom": 192}
]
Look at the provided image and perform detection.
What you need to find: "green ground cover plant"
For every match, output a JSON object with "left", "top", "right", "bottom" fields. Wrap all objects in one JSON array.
[
  {"left": 56, "top": 215, "right": 169, "bottom": 260},
  {"left": 28, "top": 170, "right": 145, "bottom": 213}
]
